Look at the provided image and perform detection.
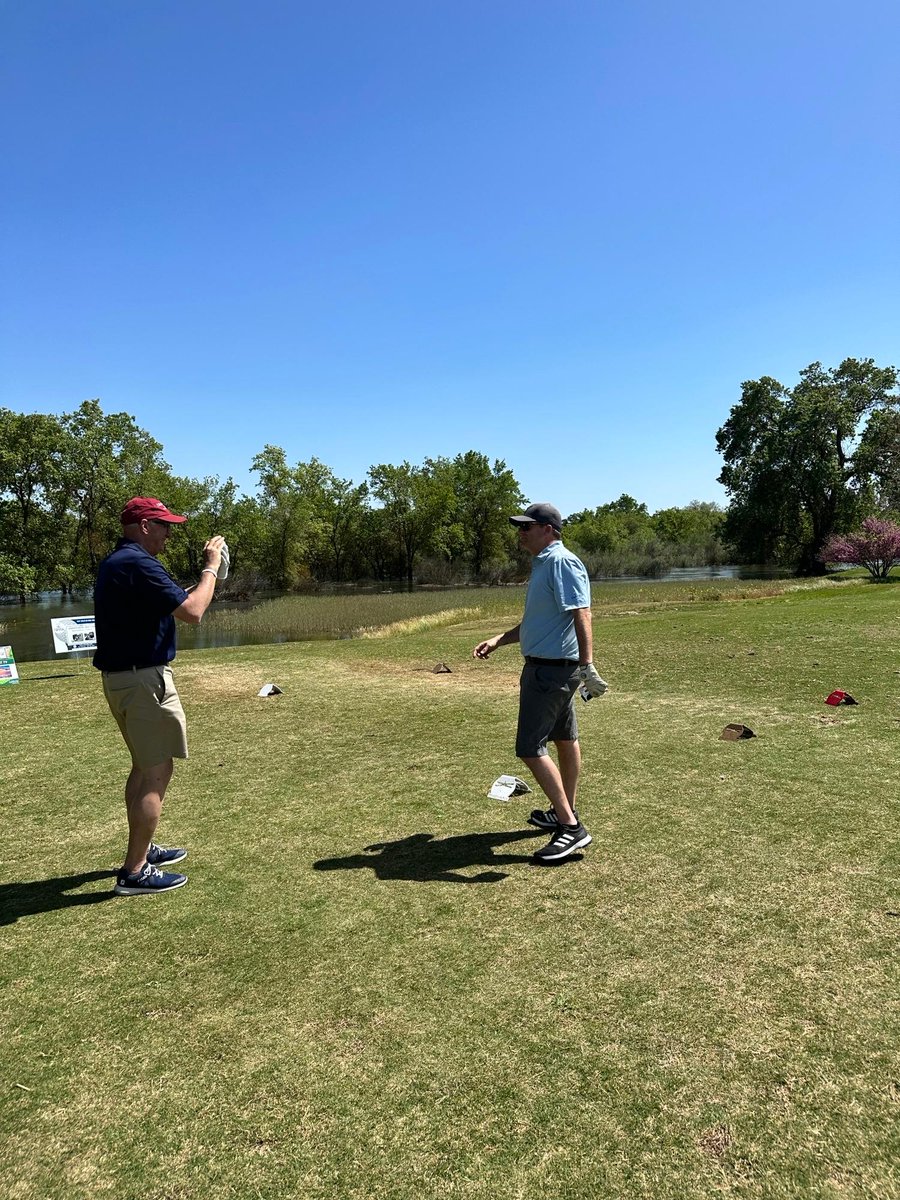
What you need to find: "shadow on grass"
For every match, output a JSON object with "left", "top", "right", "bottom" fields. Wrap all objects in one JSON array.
[
  {"left": 0, "top": 870, "right": 117, "bottom": 924},
  {"left": 313, "top": 828, "right": 549, "bottom": 884}
]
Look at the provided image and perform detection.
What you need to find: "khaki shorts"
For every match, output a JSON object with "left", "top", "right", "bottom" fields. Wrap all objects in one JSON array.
[{"left": 102, "top": 665, "right": 188, "bottom": 768}]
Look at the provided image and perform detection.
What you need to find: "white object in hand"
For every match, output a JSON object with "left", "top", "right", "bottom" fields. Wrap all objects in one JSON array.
[
  {"left": 217, "top": 540, "right": 230, "bottom": 580},
  {"left": 577, "top": 663, "right": 608, "bottom": 697}
]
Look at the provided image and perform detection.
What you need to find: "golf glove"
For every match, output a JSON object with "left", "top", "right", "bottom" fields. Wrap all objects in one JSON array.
[
  {"left": 577, "top": 663, "right": 608, "bottom": 697},
  {"left": 217, "top": 540, "right": 230, "bottom": 581}
]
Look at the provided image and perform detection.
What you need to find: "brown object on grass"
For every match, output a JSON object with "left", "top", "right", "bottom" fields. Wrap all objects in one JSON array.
[
  {"left": 720, "top": 723, "right": 756, "bottom": 740},
  {"left": 432, "top": 662, "right": 452, "bottom": 673}
]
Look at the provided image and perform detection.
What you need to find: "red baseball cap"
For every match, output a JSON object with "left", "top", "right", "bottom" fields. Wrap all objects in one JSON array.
[{"left": 120, "top": 497, "right": 187, "bottom": 525}]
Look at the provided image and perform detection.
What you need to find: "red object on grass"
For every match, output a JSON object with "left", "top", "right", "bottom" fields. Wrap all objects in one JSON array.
[{"left": 825, "top": 690, "right": 857, "bottom": 706}]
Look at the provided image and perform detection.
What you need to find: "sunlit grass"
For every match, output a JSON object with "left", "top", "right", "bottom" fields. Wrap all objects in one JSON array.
[
  {"left": 2, "top": 579, "right": 898, "bottom": 1198},
  {"left": 357, "top": 607, "right": 481, "bottom": 638}
]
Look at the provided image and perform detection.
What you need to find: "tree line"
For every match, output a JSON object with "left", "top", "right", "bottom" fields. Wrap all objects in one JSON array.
[
  {"left": 0, "top": 399, "right": 727, "bottom": 600},
  {"left": 716, "top": 357, "right": 900, "bottom": 574},
  {"left": 4, "top": 356, "right": 895, "bottom": 600}
]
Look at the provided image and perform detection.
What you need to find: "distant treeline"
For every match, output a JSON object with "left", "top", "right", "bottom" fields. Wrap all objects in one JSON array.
[{"left": 0, "top": 400, "right": 729, "bottom": 600}]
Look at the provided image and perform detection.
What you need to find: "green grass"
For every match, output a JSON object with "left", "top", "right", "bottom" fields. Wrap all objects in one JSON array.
[{"left": 1, "top": 579, "right": 898, "bottom": 1199}]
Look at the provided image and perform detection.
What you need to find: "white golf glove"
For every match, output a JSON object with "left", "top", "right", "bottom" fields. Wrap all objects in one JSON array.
[
  {"left": 217, "top": 540, "right": 230, "bottom": 580},
  {"left": 577, "top": 663, "right": 608, "bottom": 697}
]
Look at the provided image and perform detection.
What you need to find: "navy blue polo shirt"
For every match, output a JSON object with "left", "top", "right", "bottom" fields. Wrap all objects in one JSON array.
[{"left": 92, "top": 538, "right": 189, "bottom": 672}]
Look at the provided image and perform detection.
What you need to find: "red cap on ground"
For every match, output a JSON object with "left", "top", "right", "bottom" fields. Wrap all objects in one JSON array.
[{"left": 120, "top": 497, "right": 187, "bottom": 525}]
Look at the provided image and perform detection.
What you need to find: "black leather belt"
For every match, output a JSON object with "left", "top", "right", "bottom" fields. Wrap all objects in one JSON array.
[{"left": 524, "top": 656, "right": 579, "bottom": 667}]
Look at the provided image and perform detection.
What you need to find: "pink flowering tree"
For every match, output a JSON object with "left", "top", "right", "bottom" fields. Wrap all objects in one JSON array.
[{"left": 822, "top": 517, "right": 900, "bottom": 580}]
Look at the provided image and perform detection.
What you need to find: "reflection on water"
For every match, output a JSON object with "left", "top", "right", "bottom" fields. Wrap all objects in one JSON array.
[{"left": 0, "top": 566, "right": 798, "bottom": 664}]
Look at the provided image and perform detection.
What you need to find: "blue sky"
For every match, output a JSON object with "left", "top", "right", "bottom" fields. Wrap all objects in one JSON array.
[{"left": 2, "top": 0, "right": 898, "bottom": 517}]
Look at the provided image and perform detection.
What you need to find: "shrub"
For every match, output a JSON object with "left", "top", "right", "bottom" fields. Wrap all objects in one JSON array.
[{"left": 822, "top": 517, "right": 900, "bottom": 580}]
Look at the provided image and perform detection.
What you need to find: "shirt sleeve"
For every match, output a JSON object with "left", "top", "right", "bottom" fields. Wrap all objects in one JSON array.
[
  {"left": 553, "top": 554, "right": 591, "bottom": 611},
  {"left": 133, "top": 556, "right": 190, "bottom": 615}
]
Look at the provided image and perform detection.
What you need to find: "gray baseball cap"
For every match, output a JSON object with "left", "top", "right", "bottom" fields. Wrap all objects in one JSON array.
[{"left": 509, "top": 502, "right": 563, "bottom": 532}]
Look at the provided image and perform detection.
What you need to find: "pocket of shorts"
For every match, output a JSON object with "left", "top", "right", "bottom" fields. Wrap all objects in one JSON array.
[
  {"left": 104, "top": 673, "right": 138, "bottom": 695},
  {"left": 533, "top": 666, "right": 564, "bottom": 694}
]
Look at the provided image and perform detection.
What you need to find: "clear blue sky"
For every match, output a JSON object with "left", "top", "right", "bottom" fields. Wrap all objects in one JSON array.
[{"left": 2, "top": 1, "right": 898, "bottom": 517}]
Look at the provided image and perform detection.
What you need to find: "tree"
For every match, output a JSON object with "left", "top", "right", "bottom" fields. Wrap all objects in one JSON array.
[
  {"left": 0, "top": 553, "right": 37, "bottom": 602},
  {"left": 444, "top": 451, "right": 524, "bottom": 577},
  {"left": 651, "top": 501, "right": 727, "bottom": 561},
  {"left": 250, "top": 446, "right": 311, "bottom": 588},
  {"left": 0, "top": 409, "right": 65, "bottom": 595},
  {"left": 822, "top": 517, "right": 900, "bottom": 580},
  {"left": 565, "top": 495, "right": 654, "bottom": 554},
  {"left": 716, "top": 359, "right": 900, "bottom": 573},
  {"left": 58, "top": 400, "right": 172, "bottom": 585},
  {"left": 367, "top": 461, "right": 451, "bottom": 585}
]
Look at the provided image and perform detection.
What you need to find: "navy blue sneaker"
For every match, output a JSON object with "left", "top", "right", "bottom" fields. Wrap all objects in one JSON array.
[
  {"left": 113, "top": 863, "right": 188, "bottom": 895},
  {"left": 146, "top": 842, "right": 187, "bottom": 867}
]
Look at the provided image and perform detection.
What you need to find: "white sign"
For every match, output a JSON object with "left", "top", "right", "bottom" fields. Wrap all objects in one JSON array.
[
  {"left": 51, "top": 616, "right": 97, "bottom": 654},
  {"left": 0, "top": 645, "right": 19, "bottom": 686}
]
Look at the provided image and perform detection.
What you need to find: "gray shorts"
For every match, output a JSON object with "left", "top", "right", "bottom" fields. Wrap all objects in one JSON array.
[
  {"left": 515, "top": 660, "right": 580, "bottom": 758},
  {"left": 102, "top": 665, "right": 188, "bottom": 768}
]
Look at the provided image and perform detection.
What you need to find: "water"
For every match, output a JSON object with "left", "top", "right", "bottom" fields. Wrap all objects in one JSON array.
[{"left": 0, "top": 566, "right": 797, "bottom": 664}]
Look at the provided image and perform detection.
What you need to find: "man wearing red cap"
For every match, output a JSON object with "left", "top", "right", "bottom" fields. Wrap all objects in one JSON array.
[{"left": 93, "top": 498, "right": 226, "bottom": 895}]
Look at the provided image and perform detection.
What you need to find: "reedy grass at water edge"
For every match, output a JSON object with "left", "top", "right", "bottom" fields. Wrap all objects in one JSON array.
[
  {"left": 1, "top": 580, "right": 898, "bottom": 1199},
  {"left": 198, "top": 577, "right": 855, "bottom": 646}
]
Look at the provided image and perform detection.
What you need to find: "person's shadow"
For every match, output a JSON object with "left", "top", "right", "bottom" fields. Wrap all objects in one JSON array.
[
  {"left": 313, "top": 828, "right": 551, "bottom": 884},
  {"left": 0, "top": 871, "right": 117, "bottom": 925}
]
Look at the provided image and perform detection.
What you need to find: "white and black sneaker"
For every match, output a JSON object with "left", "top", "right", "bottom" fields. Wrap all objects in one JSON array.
[
  {"left": 533, "top": 822, "right": 592, "bottom": 863},
  {"left": 527, "top": 807, "right": 579, "bottom": 831}
]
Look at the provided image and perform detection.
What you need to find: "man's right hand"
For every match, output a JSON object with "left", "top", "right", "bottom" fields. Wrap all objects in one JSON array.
[{"left": 473, "top": 637, "right": 499, "bottom": 660}]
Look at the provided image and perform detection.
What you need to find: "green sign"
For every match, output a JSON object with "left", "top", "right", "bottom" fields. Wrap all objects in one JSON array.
[{"left": 0, "top": 645, "right": 20, "bottom": 686}]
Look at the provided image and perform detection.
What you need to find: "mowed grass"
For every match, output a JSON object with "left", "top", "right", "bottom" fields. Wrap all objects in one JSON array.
[{"left": 1, "top": 580, "right": 899, "bottom": 1199}]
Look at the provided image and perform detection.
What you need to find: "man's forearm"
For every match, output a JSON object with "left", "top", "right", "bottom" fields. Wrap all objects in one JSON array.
[
  {"left": 496, "top": 624, "right": 521, "bottom": 647},
  {"left": 573, "top": 607, "right": 593, "bottom": 664},
  {"left": 174, "top": 571, "right": 217, "bottom": 624}
]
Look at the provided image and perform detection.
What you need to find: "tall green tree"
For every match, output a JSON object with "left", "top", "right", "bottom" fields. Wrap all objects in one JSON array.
[
  {"left": 716, "top": 359, "right": 900, "bottom": 572},
  {"left": 367, "top": 461, "right": 452, "bottom": 585},
  {"left": 250, "top": 446, "right": 311, "bottom": 588},
  {"left": 0, "top": 409, "right": 65, "bottom": 596},
  {"left": 58, "top": 400, "right": 173, "bottom": 585},
  {"left": 444, "top": 451, "right": 524, "bottom": 577}
]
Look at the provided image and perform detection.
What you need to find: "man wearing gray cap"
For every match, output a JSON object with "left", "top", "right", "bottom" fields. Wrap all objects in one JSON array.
[{"left": 473, "top": 503, "right": 608, "bottom": 863}]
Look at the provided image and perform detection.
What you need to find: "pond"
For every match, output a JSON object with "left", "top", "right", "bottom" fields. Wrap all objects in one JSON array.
[{"left": 0, "top": 566, "right": 797, "bottom": 664}]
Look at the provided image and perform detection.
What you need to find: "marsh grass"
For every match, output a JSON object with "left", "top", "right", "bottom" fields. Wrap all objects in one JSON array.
[
  {"left": 2, "top": 579, "right": 898, "bottom": 1199},
  {"left": 199, "top": 577, "right": 855, "bottom": 647}
]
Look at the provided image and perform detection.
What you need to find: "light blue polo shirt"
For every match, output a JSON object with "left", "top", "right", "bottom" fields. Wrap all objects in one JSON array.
[{"left": 520, "top": 540, "right": 591, "bottom": 659}]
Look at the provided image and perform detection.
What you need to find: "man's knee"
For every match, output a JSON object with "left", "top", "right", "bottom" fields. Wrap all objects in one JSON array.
[
  {"left": 518, "top": 753, "right": 544, "bottom": 767},
  {"left": 142, "top": 758, "right": 174, "bottom": 788}
]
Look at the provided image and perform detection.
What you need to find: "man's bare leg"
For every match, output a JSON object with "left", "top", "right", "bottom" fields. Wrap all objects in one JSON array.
[
  {"left": 555, "top": 738, "right": 581, "bottom": 813},
  {"left": 520, "top": 754, "right": 577, "bottom": 826},
  {"left": 123, "top": 758, "right": 174, "bottom": 873}
]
